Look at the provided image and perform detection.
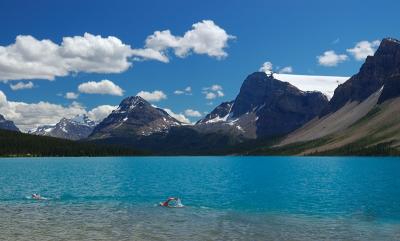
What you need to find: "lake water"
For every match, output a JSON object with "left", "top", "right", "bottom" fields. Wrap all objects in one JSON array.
[{"left": 0, "top": 156, "right": 400, "bottom": 240}]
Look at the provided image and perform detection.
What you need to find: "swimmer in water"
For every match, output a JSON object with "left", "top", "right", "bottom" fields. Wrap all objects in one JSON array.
[
  {"left": 159, "top": 197, "right": 183, "bottom": 208},
  {"left": 32, "top": 193, "right": 42, "bottom": 200}
]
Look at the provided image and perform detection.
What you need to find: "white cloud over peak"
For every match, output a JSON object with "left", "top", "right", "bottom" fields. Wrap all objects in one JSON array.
[
  {"left": 0, "top": 90, "right": 85, "bottom": 131},
  {"left": 259, "top": 62, "right": 293, "bottom": 74},
  {"left": 0, "top": 91, "right": 7, "bottom": 107},
  {"left": 145, "top": 20, "right": 235, "bottom": 59},
  {"left": 346, "top": 40, "right": 380, "bottom": 61},
  {"left": 78, "top": 79, "right": 124, "bottom": 96},
  {"left": 184, "top": 109, "right": 202, "bottom": 117},
  {"left": 317, "top": 50, "right": 348, "bottom": 67},
  {"left": 0, "top": 90, "right": 115, "bottom": 131},
  {"left": 137, "top": 90, "right": 167, "bottom": 102},
  {"left": 259, "top": 61, "right": 273, "bottom": 73},
  {"left": 10, "top": 81, "right": 34, "bottom": 90},
  {"left": 87, "top": 105, "right": 117, "bottom": 122},
  {"left": 163, "top": 108, "right": 190, "bottom": 123},
  {"left": 65, "top": 92, "right": 79, "bottom": 99}
]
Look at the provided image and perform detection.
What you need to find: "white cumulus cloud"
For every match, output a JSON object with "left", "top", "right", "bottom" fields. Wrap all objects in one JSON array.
[
  {"left": 0, "top": 90, "right": 85, "bottom": 131},
  {"left": 210, "top": 84, "right": 222, "bottom": 91},
  {"left": 9, "top": 81, "right": 34, "bottom": 90},
  {"left": 87, "top": 105, "right": 117, "bottom": 122},
  {"left": 174, "top": 86, "right": 192, "bottom": 95},
  {"left": 0, "top": 21, "right": 234, "bottom": 82},
  {"left": 130, "top": 48, "right": 169, "bottom": 63},
  {"left": 184, "top": 109, "right": 202, "bottom": 117},
  {"left": 78, "top": 79, "right": 124, "bottom": 96},
  {"left": 205, "top": 92, "right": 217, "bottom": 100},
  {"left": 278, "top": 66, "right": 293, "bottom": 74},
  {"left": 137, "top": 90, "right": 167, "bottom": 102},
  {"left": 203, "top": 84, "right": 224, "bottom": 100},
  {"left": 259, "top": 62, "right": 292, "bottom": 74},
  {"left": 145, "top": 20, "right": 235, "bottom": 59},
  {"left": 65, "top": 92, "right": 79, "bottom": 99},
  {"left": 174, "top": 90, "right": 184, "bottom": 95},
  {"left": 259, "top": 61, "right": 273, "bottom": 73},
  {"left": 0, "top": 90, "right": 116, "bottom": 131},
  {"left": 0, "top": 33, "right": 133, "bottom": 81},
  {"left": 317, "top": 50, "right": 348, "bottom": 67},
  {"left": 346, "top": 40, "right": 380, "bottom": 61},
  {"left": 163, "top": 108, "right": 190, "bottom": 123}
]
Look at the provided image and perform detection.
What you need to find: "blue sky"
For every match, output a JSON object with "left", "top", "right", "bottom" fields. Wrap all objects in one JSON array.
[{"left": 0, "top": 0, "right": 399, "bottom": 130}]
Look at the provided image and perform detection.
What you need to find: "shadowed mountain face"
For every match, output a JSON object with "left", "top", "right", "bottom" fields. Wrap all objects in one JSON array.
[
  {"left": 196, "top": 101, "right": 234, "bottom": 125},
  {"left": 278, "top": 38, "right": 400, "bottom": 154},
  {"left": 89, "top": 96, "right": 181, "bottom": 139},
  {"left": 0, "top": 114, "right": 19, "bottom": 132},
  {"left": 234, "top": 72, "right": 329, "bottom": 137},
  {"left": 29, "top": 114, "right": 96, "bottom": 140},
  {"left": 322, "top": 38, "right": 400, "bottom": 116},
  {"left": 196, "top": 72, "right": 329, "bottom": 138}
]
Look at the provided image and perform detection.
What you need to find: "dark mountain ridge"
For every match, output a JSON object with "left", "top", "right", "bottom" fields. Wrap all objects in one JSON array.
[
  {"left": 277, "top": 37, "right": 400, "bottom": 155},
  {"left": 0, "top": 114, "right": 19, "bottom": 132},
  {"left": 196, "top": 72, "right": 329, "bottom": 138},
  {"left": 90, "top": 96, "right": 181, "bottom": 139},
  {"left": 29, "top": 114, "right": 96, "bottom": 140},
  {"left": 322, "top": 38, "right": 400, "bottom": 115}
]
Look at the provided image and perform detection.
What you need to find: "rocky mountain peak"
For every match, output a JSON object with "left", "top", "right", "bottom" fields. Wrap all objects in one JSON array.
[
  {"left": 322, "top": 37, "right": 400, "bottom": 115},
  {"left": 116, "top": 96, "right": 149, "bottom": 112},
  {"left": 379, "top": 37, "right": 400, "bottom": 48},
  {"left": 90, "top": 96, "right": 181, "bottom": 139},
  {"left": 69, "top": 114, "right": 96, "bottom": 127},
  {"left": 195, "top": 71, "right": 329, "bottom": 138},
  {"left": 231, "top": 71, "right": 328, "bottom": 117},
  {"left": 196, "top": 101, "right": 234, "bottom": 125},
  {"left": 0, "top": 114, "right": 19, "bottom": 132}
]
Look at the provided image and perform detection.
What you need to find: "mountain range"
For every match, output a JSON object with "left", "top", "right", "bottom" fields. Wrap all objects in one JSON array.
[
  {"left": 29, "top": 114, "right": 96, "bottom": 140},
  {"left": 1, "top": 37, "right": 400, "bottom": 156}
]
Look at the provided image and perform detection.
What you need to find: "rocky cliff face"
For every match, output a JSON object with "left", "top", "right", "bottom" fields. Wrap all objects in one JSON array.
[
  {"left": 29, "top": 114, "right": 96, "bottom": 140},
  {"left": 279, "top": 37, "right": 400, "bottom": 153},
  {"left": 322, "top": 38, "right": 400, "bottom": 115},
  {"left": 378, "top": 74, "right": 400, "bottom": 103},
  {"left": 0, "top": 114, "right": 19, "bottom": 132},
  {"left": 196, "top": 72, "right": 329, "bottom": 138},
  {"left": 89, "top": 96, "right": 181, "bottom": 139}
]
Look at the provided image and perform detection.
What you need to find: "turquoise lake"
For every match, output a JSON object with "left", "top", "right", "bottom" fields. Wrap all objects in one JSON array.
[{"left": 0, "top": 156, "right": 400, "bottom": 240}]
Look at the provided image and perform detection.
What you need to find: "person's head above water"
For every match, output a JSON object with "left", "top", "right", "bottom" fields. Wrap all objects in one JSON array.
[{"left": 160, "top": 197, "right": 183, "bottom": 208}]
